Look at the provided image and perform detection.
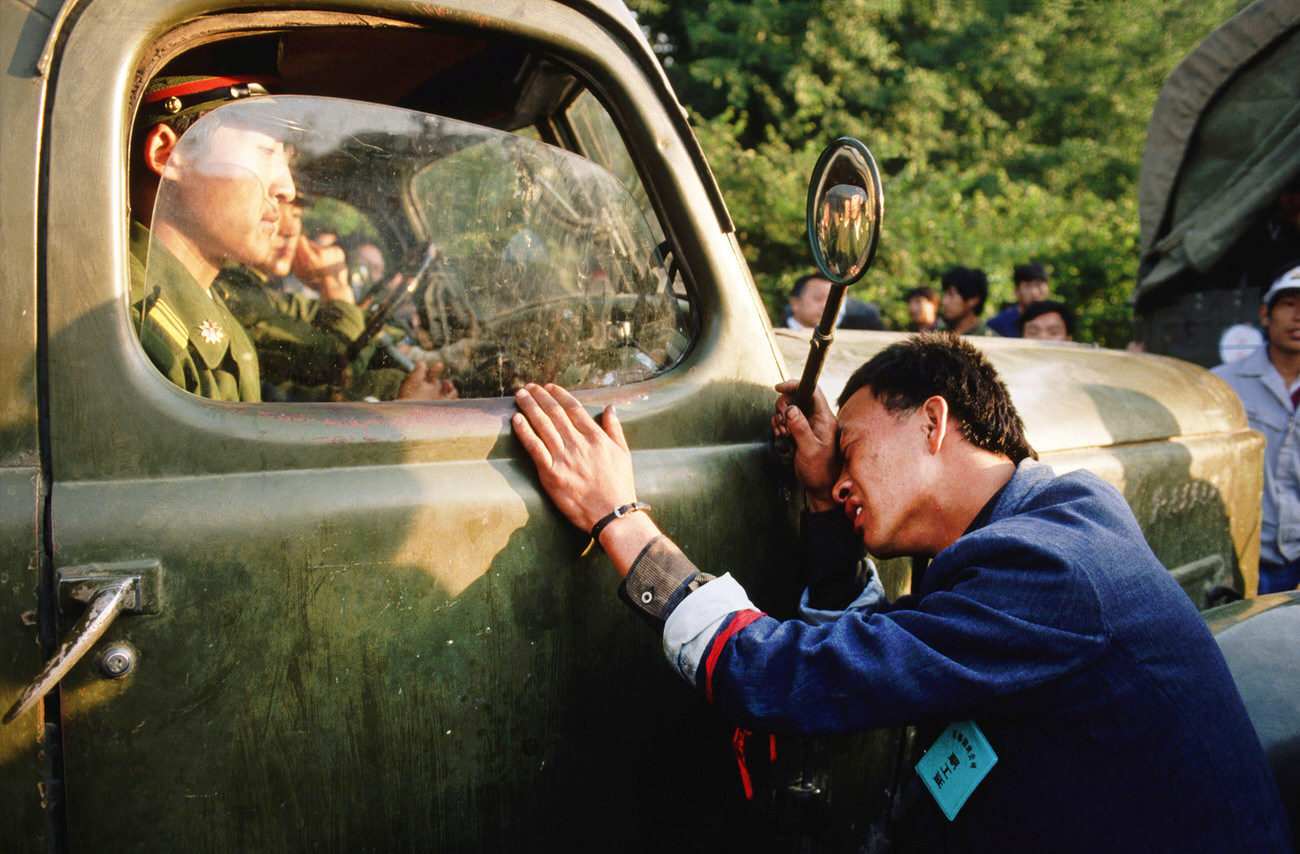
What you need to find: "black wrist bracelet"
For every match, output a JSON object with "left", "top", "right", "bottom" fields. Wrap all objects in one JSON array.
[{"left": 582, "top": 502, "right": 650, "bottom": 556}]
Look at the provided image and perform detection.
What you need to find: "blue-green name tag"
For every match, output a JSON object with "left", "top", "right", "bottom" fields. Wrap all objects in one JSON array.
[{"left": 915, "top": 720, "right": 998, "bottom": 821}]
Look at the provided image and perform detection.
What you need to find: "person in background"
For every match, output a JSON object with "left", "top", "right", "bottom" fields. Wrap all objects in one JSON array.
[
  {"left": 349, "top": 242, "right": 388, "bottom": 302},
  {"left": 988, "top": 263, "right": 1051, "bottom": 337},
  {"left": 1212, "top": 265, "right": 1300, "bottom": 593},
  {"left": 903, "top": 285, "right": 939, "bottom": 332},
  {"left": 937, "top": 266, "right": 996, "bottom": 336},
  {"left": 1018, "top": 300, "right": 1075, "bottom": 342},
  {"left": 783, "top": 272, "right": 886, "bottom": 331}
]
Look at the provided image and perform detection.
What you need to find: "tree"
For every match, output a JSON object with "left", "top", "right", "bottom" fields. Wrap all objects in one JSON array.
[{"left": 629, "top": 0, "right": 1245, "bottom": 344}]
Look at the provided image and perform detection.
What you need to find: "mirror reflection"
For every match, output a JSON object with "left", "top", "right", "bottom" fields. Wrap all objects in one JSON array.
[{"left": 806, "top": 139, "right": 883, "bottom": 287}]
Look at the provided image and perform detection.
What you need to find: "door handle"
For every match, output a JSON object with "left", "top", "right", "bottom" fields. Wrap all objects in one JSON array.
[{"left": 4, "top": 561, "right": 162, "bottom": 725}]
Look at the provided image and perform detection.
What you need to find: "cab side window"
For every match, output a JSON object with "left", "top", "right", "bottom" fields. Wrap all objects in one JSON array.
[{"left": 133, "top": 38, "right": 696, "bottom": 404}]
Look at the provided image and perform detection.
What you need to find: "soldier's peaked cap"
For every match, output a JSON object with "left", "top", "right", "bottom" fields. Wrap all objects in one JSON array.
[{"left": 140, "top": 75, "right": 277, "bottom": 126}]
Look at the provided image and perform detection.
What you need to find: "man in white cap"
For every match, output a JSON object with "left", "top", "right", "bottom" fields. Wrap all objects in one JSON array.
[{"left": 1212, "top": 264, "right": 1300, "bottom": 593}]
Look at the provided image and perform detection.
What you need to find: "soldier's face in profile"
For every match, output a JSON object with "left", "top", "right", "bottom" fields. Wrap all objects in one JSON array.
[
  {"left": 266, "top": 203, "right": 305, "bottom": 278},
  {"left": 160, "top": 119, "right": 296, "bottom": 273}
]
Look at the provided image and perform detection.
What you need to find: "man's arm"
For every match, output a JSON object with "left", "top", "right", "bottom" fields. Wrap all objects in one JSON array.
[
  {"left": 511, "top": 378, "right": 845, "bottom": 589},
  {"left": 511, "top": 380, "right": 856, "bottom": 658}
]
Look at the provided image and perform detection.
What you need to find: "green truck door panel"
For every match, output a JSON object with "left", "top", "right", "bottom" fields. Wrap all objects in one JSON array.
[
  {"left": 28, "top": 1, "right": 844, "bottom": 848},
  {"left": 0, "top": 0, "right": 48, "bottom": 847},
  {"left": 47, "top": 445, "right": 803, "bottom": 850},
  {"left": 0, "top": 471, "right": 45, "bottom": 850}
]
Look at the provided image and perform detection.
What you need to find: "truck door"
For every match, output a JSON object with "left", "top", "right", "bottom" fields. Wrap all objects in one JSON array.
[{"left": 17, "top": 4, "right": 828, "bottom": 850}]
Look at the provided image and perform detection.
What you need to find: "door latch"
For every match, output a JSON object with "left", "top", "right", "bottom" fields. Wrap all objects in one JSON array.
[{"left": 3, "top": 560, "right": 162, "bottom": 724}]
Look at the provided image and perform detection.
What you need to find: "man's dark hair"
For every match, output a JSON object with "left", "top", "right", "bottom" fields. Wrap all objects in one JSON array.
[
  {"left": 903, "top": 285, "right": 937, "bottom": 303},
  {"left": 940, "top": 266, "right": 988, "bottom": 315},
  {"left": 790, "top": 272, "right": 825, "bottom": 300},
  {"left": 1017, "top": 300, "right": 1075, "bottom": 337},
  {"left": 1013, "top": 263, "right": 1049, "bottom": 285},
  {"left": 837, "top": 332, "right": 1037, "bottom": 463}
]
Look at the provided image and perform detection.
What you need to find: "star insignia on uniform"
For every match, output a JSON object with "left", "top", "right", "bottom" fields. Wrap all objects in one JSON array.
[{"left": 198, "top": 320, "right": 225, "bottom": 345}]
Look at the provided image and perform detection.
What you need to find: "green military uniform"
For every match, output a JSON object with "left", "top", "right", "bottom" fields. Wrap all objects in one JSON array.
[
  {"left": 213, "top": 264, "right": 412, "bottom": 401},
  {"left": 213, "top": 264, "right": 365, "bottom": 394},
  {"left": 130, "top": 221, "right": 262, "bottom": 402}
]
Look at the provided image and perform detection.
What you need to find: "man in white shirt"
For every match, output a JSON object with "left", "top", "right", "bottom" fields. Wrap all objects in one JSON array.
[{"left": 1212, "top": 264, "right": 1300, "bottom": 593}]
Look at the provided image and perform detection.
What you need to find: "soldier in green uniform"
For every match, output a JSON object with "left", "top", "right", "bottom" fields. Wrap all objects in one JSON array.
[
  {"left": 214, "top": 199, "right": 456, "bottom": 401},
  {"left": 130, "top": 76, "right": 456, "bottom": 402},
  {"left": 214, "top": 195, "right": 368, "bottom": 400},
  {"left": 129, "top": 74, "right": 292, "bottom": 402}
]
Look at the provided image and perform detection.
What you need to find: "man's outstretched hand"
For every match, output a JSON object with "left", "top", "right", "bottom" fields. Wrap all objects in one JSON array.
[{"left": 513, "top": 384, "right": 659, "bottom": 574}]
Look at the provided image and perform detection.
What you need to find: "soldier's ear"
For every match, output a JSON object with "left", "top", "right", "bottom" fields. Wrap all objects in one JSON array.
[{"left": 142, "top": 125, "right": 179, "bottom": 177}]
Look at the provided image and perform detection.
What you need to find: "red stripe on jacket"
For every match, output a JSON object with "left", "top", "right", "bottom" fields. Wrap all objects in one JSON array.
[{"left": 704, "top": 610, "right": 765, "bottom": 703}]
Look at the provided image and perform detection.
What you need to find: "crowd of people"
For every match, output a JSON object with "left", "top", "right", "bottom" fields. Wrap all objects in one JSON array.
[
  {"left": 512, "top": 335, "right": 1292, "bottom": 851},
  {"left": 781, "top": 261, "right": 1076, "bottom": 342},
  {"left": 779, "top": 256, "right": 1299, "bottom": 598},
  {"left": 133, "top": 68, "right": 1294, "bottom": 606}
]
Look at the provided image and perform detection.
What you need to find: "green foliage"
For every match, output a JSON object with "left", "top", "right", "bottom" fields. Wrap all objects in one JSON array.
[
  {"left": 304, "top": 197, "right": 380, "bottom": 246},
  {"left": 628, "top": 0, "right": 1247, "bottom": 345}
]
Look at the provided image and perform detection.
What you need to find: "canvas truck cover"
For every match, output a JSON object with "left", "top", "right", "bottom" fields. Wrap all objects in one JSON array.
[{"left": 1136, "top": 0, "right": 1300, "bottom": 310}]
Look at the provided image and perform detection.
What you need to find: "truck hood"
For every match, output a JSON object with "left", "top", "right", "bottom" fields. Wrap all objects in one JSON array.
[{"left": 774, "top": 329, "right": 1247, "bottom": 453}]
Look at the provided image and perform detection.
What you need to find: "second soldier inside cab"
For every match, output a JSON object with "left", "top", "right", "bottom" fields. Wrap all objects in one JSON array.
[{"left": 214, "top": 195, "right": 455, "bottom": 402}]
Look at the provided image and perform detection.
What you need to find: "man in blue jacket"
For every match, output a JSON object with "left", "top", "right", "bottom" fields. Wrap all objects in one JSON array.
[{"left": 512, "top": 333, "right": 1289, "bottom": 851}]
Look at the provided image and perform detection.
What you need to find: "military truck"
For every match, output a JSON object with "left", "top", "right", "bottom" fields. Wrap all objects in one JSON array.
[
  {"left": 1135, "top": 0, "right": 1300, "bottom": 367},
  {"left": 0, "top": 0, "right": 1282, "bottom": 850}
]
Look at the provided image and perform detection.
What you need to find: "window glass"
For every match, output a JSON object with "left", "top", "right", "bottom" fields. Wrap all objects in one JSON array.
[
  {"left": 566, "top": 91, "right": 664, "bottom": 246},
  {"left": 136, "top": 95, "right": 695, "bottom": 402}
]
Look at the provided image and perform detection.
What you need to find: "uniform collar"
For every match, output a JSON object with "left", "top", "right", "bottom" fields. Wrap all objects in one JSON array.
[{"left": 136, "top": 226, "right": 238, "bottom": 370}]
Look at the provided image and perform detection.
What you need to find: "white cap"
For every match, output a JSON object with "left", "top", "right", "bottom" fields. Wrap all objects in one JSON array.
[{"left": 1263, "top": 264, "right": 1300, "bottom": 305}]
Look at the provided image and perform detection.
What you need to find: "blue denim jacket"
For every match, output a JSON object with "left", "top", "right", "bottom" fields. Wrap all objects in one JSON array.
[{"left": 638, "top": 460, "right": 1289, "bottom": 852}]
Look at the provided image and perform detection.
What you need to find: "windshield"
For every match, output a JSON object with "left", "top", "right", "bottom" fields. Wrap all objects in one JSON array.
[{"left": 138, "top": 95, "right": 695, "bottom": 402}]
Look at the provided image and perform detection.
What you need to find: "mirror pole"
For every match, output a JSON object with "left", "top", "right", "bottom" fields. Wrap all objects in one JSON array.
[{"left": 793, "top": 287, "right": 846, "bottom": 412}]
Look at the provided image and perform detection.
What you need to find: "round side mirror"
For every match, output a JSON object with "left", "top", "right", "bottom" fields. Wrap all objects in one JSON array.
[{"left": 806, "top": 138, "right": 884, "bottom": 286}]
